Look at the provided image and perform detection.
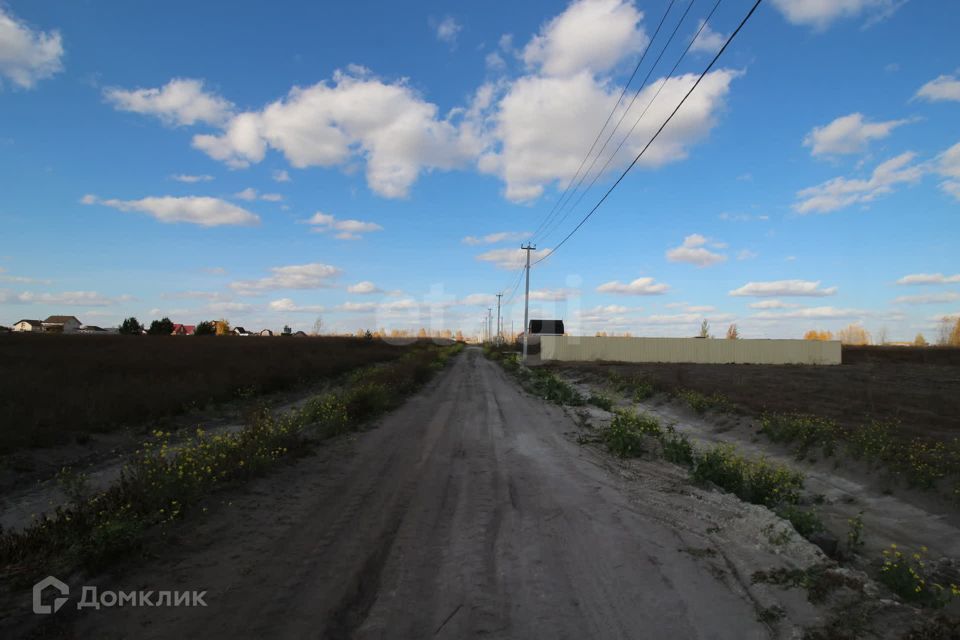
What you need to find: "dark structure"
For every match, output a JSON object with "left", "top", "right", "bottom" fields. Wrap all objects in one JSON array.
[{"left": 528, "top": 319, "right": 564, "bottom": 335}]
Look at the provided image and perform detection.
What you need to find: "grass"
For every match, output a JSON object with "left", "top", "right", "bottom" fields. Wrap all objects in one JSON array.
[
  {"left": 0, "top": 334, "right": 421, "bottom": 454},
  {"left": 0, "top": 343, "right": 462, "bottom": 580},
  {"left": 606, "top": 372, "right": 656, "bottom": 401},
  {"left": 587, "top": 393, "right": 615, "bottom": 411},
  {"left": 691, "top": 443, "right": 807, "bottom": 511}
]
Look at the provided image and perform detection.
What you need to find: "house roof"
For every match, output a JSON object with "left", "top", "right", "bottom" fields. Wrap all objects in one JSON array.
[
  {"left": 15, "top": 319, "right": 42, "bottom": 326},
  {"left": 43, "top": 315, "right": 81, "bottom": 324}
]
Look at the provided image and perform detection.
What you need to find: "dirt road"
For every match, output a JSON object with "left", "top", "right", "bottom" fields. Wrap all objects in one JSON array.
[{"left": 59, "top": 348, "right": 820, "bottom": 639}]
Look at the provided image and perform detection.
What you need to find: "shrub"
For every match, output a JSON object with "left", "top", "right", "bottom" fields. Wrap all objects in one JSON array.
[
  {"left": 692, "top": 444, "right": 746, "bottom": 495},
  {"left": 633, "top": 382, "right": 655, "bottom": 402},
  {"left": 529, "top": 369, "right": 585, "bottom": 406}
]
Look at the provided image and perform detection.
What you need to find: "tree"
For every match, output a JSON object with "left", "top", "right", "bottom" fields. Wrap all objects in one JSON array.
[
  {"left": 804, "top": 330, "right": 833, "bottom": 341},
  {"left": 195, "top": 321, "right": 215, "bottom": 336},
  {"left": 215, "top": 319, "right": 231, "bottom": 336},
  {"left": 837, "top": 323, "right": 871, "bottom": 345},
  {"left": 726, "top": 324, "right": 739, "bottom": 340},
  {"left": 876, "top": 326, "right": 889, "bottom": 346},
  {"left": 455, "top": 330, "right": 465, "bottom": 342},
  {"left": 119, "top": 317, "right": 142, "bottom": 335},
  {"left": 913, "top": 333, "right": 928, "bottom": 347},
  {"left": 312, "top": 316, "right": 323, "bottom": 336},
  {"left": 147, "top": 317, "right": 174, "bottom": 335},
  {"left": 417, "top": 327, "right": 428, "bottom": 338},
  {"left": 698, "top": 319, "right": 711, "bottom": 338},
  {"left": 946, "top": 317, "right": 960, "bottom": 347}
]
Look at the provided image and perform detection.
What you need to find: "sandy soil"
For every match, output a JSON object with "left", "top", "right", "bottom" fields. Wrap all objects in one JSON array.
[{"left": 5, "top": 348, "right": 870, "bottom": 639}]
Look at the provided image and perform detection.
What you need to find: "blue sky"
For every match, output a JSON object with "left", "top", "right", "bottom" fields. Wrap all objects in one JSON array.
[{"left": 1, "top": 0, "right": 958, "bottom": 340}]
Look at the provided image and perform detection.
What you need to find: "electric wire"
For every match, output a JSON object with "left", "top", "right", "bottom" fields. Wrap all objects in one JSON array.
[
  {"left": 533, "top": 0, "right": 764, "bottom": 266},
  {"left": 527, "top": 0, "right": 679, "bottom": 242},
  {"left": 539, "top": 0, "right": 722, "bottom": 245}
]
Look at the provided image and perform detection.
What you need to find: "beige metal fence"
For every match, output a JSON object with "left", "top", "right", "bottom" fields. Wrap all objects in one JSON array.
[{"left": 538, "top": 336, "right": 841, "bottom": 365}]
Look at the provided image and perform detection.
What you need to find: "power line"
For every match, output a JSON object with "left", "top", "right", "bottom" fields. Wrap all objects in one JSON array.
[
  {"left": 535, "top": 0, "right": 698, "bottom": 244},
  {"left": 534, "top": 0, "right": 763, "bottom": 267},
  {"left": 528, "top": 0, "right": 680, "bottom": 243}
]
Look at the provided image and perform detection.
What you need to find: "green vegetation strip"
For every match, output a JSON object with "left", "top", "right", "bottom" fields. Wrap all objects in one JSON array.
[
  {"left": 0, "top": 343, "right": 462, "bottom": 580},
  {"left": 760, "top": 412, "right": 960, "bottom": 495}
]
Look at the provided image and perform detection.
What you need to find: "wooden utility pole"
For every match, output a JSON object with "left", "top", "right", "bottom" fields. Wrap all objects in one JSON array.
[{"left": 521, "top": 243, "right": 536, "bottom": 360}]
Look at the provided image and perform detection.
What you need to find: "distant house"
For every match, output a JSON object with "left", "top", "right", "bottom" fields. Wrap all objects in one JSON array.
[
  {"left": 232, "top": 326, "right": 251, "bottom": 336},
  {"left": 293, "top": 330, "right": 308, "bottom": 337},
  {"left": 171, "top": 324, "right": 195, "bottom": 336},
  {"left": 13, "top": 319, "right": 42, "bottom": 333},
  {"left": 79, "top": 325, "right": 108, "bottom": 333},
  {"left": 0, "top": 325, "right": 10, "bottom": 333},
  {"left": 41, "top": 315, "right": 82, "bottom": 333},
  {"left": 259, "top": 329, "right": 273, "bottom": 337}
]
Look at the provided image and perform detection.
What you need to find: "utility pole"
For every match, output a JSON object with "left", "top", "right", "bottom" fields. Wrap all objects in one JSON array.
[
  {"left": 521, "top": 243, "right": 536, "bottom": 360},
  {"left": 495, "top": 293, "right": 503, "bottom": 346},
  {"left": 487, "top": 308, "right": 492, "bottom": 344}
]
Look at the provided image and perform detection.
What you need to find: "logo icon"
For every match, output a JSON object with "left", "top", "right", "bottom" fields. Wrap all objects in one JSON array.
[{"left": 33, "top": 576, "right": 69, "bottom": 614}]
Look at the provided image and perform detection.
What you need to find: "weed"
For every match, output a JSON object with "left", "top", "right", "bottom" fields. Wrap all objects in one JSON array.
[
  {"left": 760, "top": 413, "right": 838, "bottom": 460},
  {"left": 755, "top": 604, "right": 786, "bottom": 625},
  {"left": 776, "top": 505, "right": 824, "bottom": 538},
  {"left": 692, "top": 444, "right": 803, "bottom": 509},
  {"left": 678, "top": 389, "right": 736, "bottom": 414},
  {"left": 762, "top": 523, "right": 794, "bottom": 546},
  {"left": 752, "top": 565, "right": 864, "bottom": 605},
  {"left": 588, "top": 393, "right": 615, "bottom": 411},
  {"left": 879, "top": 544, "right": 959, "bottom": 608},
  {"left": 661, "top": 426, "right": 695, "bottom": 467},
  {"left": 846, "top": 513, "right": 865, "bottom": 554},
  {"left": 527, "top": 369, "right": 585, "bottom": 406}
]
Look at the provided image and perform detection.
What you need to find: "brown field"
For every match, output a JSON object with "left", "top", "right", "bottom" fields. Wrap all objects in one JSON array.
[
  {"left": 553, "top": 345, "right": 960, "bottom": 442},
  {"left": 0, "top": 334, "right": 419, "bottom": 453}
]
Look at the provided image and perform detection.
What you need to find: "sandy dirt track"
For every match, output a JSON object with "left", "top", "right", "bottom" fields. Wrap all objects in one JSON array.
[{"left": 56, "top": 348, "right": 826, "bottom": 639}]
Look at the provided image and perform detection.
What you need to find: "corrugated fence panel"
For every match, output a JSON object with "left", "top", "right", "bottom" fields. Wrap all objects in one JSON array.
[{"left": 538, "top": 336, "right": 841, "bottom": 365}]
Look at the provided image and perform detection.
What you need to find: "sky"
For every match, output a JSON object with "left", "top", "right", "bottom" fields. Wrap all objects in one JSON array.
[{"left": 0, "top": 0, "right": 958, "bottom": 340}]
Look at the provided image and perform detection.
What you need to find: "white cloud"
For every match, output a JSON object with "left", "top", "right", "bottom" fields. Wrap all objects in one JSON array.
[
  {"left": 337, "top": 301, "right": 378, "bottom": 313},
  {"left": 268, "top": 298, "right": 325, "bottom": 313},
  {"left": 230, "top": 263, "right": 340, "bottom": 295},
  {"left": 803, "top": 112, "right": 910, "bottom": 156},
  {"left": 665, "top": 234, "right": 727, "bottom": 267},
  {"left": 475, "top": 247, "right": 551, "bottom": 270},
  {"left": 753, "top": 306, "right": 869, "bottom": 320},
  {"left": 522, "top": 0, "right": 648, "bottom": 77},
  {"left": 273, "top": 169, "right": 291, "bottom": 182},
  {"left": 14, "top": 291, "right": 130, "bottom": 306},
  {"left": 596, "top": 276, "right": 669, "bottom": 295},
  {"left": 530, "top": 288, "right": 578, "bottom": 301},
  {"left": 235, "top": 187, "right": 258, "bottom": 201},
  {"left": 892, "top": 292, "right": 960, "bottom": 305},
  {"left": 915, "top": 75, "right": 960, "bottom": 103},
  {"left": 769, "top": 0, "right": 903, "bottom": 30},
  {"left": 690, "top": 20, "right": 725, "bottom": 54},
  {"left": 485, "top": 51, "right": 506, "bottom": 71},
  {"left": 730, "top": 280, "right": 838, "bottom": 297},
  {"left": 306, "top": 211, "right": 383, "bottom": 240},
  {"left": 737, "top": 249, "right": 758, "bottom": 260},
  {"left": 937, "top": 140, "right": 960, "bottom": 200},
  {"left": 0, "top": 270, "right": 51, "bottom": 284},
  {"left": 0, "top": 7, "right": 63, "bottom": 89},
  {"left": 260, "top": 193, "right": 283, "bottom": 202},
  {"left": 347, "top": 281, "right": 381, "bottom": 294},
  {"left": 104, "top": 78, "right": 234, "bottom": 127},
  {"left": 583, "top": 304, "right": 629, "bottom": 315},
  {"left": 794, "top": 152, "right": 923, "bottom": 214},
  {"left": 193, "top": 68, "right": 477, "bottom": 197},
  {"left": 719, "top": 212, "right": 769, "bottom": 222},
  {"left": 459, "top": 293, "right": 495, "bottom": 307},
  {"left": 434, "top": 16, "right": 462, "bottom": 46},
  {"left": 479, "top": 68, "right": 739, "bottom": 202},
  {"left": 207, "top": 301, "right": 252, "bottom": 313},
  {"left": 171, "top": 174, "right": 214, "bottom": 183},
  {"left": 462, "top": 231, "right": 530, "bottom": 245},
  {"left": 748, "top": 299, "right": 801, "bottom": 309},
  {"left": 640, "top": 312, "right": 734, "bottom": 326},
  {"left": 895, "top": 273, "right": 960, "bottom": 286},
  {"left": 84, "top": 194, "right": 259, "bottom": 227}
]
